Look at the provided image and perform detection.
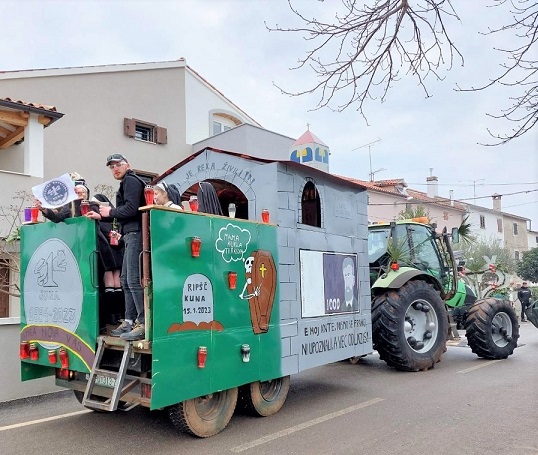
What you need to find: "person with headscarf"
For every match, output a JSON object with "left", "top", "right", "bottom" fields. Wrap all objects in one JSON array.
[
  {"left": 154, "top": 181, "right": 182, "bottom": 210},
  {"left": 91, "top": 193, "right": 124, "bottom": 326},
  {"left": 197, "top": 181, "right": 223, "bottom": 216}
]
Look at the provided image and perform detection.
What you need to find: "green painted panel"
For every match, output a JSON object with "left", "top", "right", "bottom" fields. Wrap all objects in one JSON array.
[
  {"left": 150, "top": 210, "right": 281, "bottom": 409},
  {"left": 20, "top": 217, "right": 99, "bottom": 376}
]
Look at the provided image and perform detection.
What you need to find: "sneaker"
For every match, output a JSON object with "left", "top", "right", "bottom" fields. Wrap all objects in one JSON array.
[
  {"left": 110, "top": 320, "right": 132, "bottom": 337},
  {"left": 120, "top": 323, "right": 145, "bottom": 341}
]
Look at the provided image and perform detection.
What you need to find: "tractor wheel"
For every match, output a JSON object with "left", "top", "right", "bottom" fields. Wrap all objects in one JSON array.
[
  {"left": 169, "top": 387, "right": 238, "bottom": 438},
  {"left": 372, "top": 280, "right": 448, "bottom": 372},
  {"left": 464, "top": 298, "right": 519, "bottom": 359},
  {"left": 238, "top": 376, "right": 290, "bottom": 417}
]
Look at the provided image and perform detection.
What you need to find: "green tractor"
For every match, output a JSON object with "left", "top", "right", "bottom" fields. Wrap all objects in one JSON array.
[{"left": 368, "top": 219, "right": 519, "bottom": 372}]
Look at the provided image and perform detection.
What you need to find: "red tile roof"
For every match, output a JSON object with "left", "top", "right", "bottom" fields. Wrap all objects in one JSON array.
[
  {"left": 0, "top": 97, "right": 57, "bottom": 113},
  {"left": 337, "top": 175, "right": 467, "bottom": 211}
]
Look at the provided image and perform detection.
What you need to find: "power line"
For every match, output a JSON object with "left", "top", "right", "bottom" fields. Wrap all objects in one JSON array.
[{"left": 406, "top": 181, "right": 538, "bottom": 187}]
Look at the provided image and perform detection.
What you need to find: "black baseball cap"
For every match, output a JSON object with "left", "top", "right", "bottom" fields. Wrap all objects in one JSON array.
[{"left": 106, "top": 153, "right": 128, "bottom": 166}]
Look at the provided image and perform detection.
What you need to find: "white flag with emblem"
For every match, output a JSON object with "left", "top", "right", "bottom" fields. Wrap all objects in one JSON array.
[{"left": 32, "top": 173, "right": 78, "bottom": 209}]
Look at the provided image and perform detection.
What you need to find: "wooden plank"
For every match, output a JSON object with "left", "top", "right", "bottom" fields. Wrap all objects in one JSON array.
[
  {"left": 0, "top": 125, "right": 12, "bottom": 136},
  {"left": 0, "top": 126, "right": 24, "bottom": 149},
  {"left": 0, "top": 110, "right": 28, "bottom": 127}
]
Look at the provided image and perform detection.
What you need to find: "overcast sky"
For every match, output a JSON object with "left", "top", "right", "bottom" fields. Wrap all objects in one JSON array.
[{"left": 1, "top": 0, "right": 537, "bottom": 227}]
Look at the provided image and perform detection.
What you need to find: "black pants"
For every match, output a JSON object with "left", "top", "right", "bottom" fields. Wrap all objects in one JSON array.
[{"left": 521, "top": 301, "right": 530, "bottom": 320}]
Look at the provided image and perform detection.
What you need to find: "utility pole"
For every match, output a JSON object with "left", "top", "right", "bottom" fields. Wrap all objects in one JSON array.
[{"left": 352, "top": 138, "right": 384, "bottom": 182}]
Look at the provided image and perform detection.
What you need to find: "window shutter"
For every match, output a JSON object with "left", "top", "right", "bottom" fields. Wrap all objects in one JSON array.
[
  {"left": 124, "top": 118, "right": 136, "bottom": 138},
  {"left": 156, "top": 126, "right": 168, "bottom": 144}
]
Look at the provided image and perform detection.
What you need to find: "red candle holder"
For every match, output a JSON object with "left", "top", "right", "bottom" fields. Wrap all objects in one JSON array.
[
  {"left": 20, "top": 341, "right": 30, "bottom": 360},
  {"left": 191, "top": 237, "right": 202, "bottom": 257},
  {"left": 29, "top": 343, "right": 39, "bottom": 361},
  {"left": 48, "top": 349, "right": 57, "bottom": 364},
  {"left": 144, "top": 185, "right": 155, "bottom": 205},
  {"left": 80, "top": 200, "right": 90, "bottom": 215},
  {"left": 30, "top": 206, "right": 39, "bottom": 223},
  {"left": 261, "top": 209, "right": 270, "bottom": 223},
  {"left": 59, "top": 347, "right": 69, "bottom": 369},
  {"left": 197, "top": 346, "right": 207, "bottom": 368},
  {"left": 189, "top": 196, "right": 198, "bottom": 212},
  {"left": 228, "top": 271, "right": 237, "bottom": 290}
]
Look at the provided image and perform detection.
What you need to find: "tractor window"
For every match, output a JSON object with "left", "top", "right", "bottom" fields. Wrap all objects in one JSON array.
[
  {"left": 368, "top": 228, "right": 390, "bottom": 263},
  {"left": 402, "top": 225, "right": 444, "bottom": 279}
]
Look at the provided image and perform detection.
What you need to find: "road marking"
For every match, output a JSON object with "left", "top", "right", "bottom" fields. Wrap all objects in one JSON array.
[
  {"left": 230, "top": 397, "right": 384, "bottom": 453},
  {"left": 0, "top": 410, "right": 92, "bottom": 432},
  {"left": 457, "top": 360, "right": 502, "bottom": 374}
]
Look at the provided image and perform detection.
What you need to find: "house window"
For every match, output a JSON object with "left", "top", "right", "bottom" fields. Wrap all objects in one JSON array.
[
  {"left": 301, "top": 181, "right": 321, "bottom": 227},
  {"left": 515, "top": 250, "right": 520, "bottom": 261},
  {"left": 535, "top": 235, "right": 538, "bottom": 244},
  {"left": 210, "top": 110, "right": 241, "bottom": 136},
  {"left": 480, "top": 215, "right": 485, "bottom": 229},
  {"left": 135, "top": 124, "right": 154, "bottom": 142},
  {"left": 513, "top": 223, "right": 518, "bottom": 235},
  {"left": 443, "top": 211, "right": 449, "bottom": 221},
  {"left": 0, "top": 259, "right": 10, "bottom": 318},
  {"left": 212, "top": 121, "right": 234, "bottom": 135},
  {"left": 497, "top": 219, "right": 503, "bottom": 233},
  {"left": 124, "top": 118, "right": 167, "bottom": 144}
]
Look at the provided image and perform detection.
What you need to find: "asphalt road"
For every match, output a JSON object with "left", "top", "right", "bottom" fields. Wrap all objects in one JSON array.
[{"left": 1, "top": 323, "right": 537, "bottom": 455}]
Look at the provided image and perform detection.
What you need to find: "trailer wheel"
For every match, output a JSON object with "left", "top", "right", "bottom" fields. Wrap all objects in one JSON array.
[
  {"left": 372, "top": 280, "right": 448, "bottom": 372},
  {"left": 169, "top": 387, "right": 238, "bottom": 438},
  {"left": 465, "top": 298, "right": 519, "bottom": 359},
  {"left": 239, "top": 376, "right": 290, "bottom": 417}
]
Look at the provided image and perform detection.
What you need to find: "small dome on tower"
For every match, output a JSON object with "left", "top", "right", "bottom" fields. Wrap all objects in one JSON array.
[{"left": 289, "top": 126, "right": 330, "bottom": 172}]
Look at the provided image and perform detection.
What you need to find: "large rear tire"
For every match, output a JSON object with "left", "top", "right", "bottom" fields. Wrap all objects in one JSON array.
[
  {"left": 372, "top": 280, "right": 448, "bottom": 372},
  {"left": 238, "top": 376, "right": 290, "bottom": 417},
  {"left": 169, "top": 387, "right": 238, "bottom": 438},
  {"left": 465, "top": 298, "right": 519, "bottom": 359}
]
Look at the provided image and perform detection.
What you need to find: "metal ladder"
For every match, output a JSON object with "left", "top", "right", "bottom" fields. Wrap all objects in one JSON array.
[{"left": 83, "top": 337, "right": 139, "bottom": 412}]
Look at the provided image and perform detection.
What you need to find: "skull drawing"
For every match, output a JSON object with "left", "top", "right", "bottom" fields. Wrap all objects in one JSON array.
[{"left": 245, "top": 256, "right": 254, "bottom": 274}]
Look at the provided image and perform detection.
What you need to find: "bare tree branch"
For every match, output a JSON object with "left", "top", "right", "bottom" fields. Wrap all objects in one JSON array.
[
  {"left": 268, "top": 0, "right": 463, "bottom": 121},
  {"left": 456, "top": 0, "right": 538, "bottom": 145},
  {"left": 271, "top": 0, "right": 537, "bottom": 144}
]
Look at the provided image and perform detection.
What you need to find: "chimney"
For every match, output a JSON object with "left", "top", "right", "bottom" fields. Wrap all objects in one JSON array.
[
  {"left": 427, "top": 168, "right": 438, "bottom": 198},
  {"left": 449, "top": 190, "right": 454, "bottom": 207},
  {"left": 492, "top": 193, "right": 502, "bottom": 211}
]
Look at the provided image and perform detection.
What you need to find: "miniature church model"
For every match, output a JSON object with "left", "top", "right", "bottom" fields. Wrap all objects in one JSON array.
[{"left": 289, "top": 126, "right": 330, "bottom": 173}]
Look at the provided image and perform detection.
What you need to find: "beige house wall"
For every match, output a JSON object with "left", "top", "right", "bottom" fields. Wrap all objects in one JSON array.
[
  {"left": 0, "top": 66, "right": 190, "bottom": 189},
  {"left": 367, "top": 191, "right": 464, "bottom": 229},
  {"left": 504, "top": 217, "right": 529, "bottom": 256}
]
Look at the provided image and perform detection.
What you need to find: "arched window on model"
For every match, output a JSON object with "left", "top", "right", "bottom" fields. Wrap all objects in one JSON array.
[{"left": 301, "top": 181, "right": 321, "bottom": 227}]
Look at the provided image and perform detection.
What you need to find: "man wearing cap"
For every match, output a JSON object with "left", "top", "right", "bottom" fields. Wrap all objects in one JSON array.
[{"left": 91, "top": 154, "right": 146, "bottom": 340}]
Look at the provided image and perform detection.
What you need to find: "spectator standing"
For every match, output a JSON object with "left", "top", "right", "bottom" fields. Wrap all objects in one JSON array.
[
  {"left": 518, "top": 282, "right": 532, "bottom": 322},
  {"left": 91, "top": 154, "right": 146, "bottom": 341}
]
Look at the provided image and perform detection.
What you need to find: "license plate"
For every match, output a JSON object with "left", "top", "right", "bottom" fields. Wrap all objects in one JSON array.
[{"left": 86, "top": 373, "right": 116, "bottom": 388}]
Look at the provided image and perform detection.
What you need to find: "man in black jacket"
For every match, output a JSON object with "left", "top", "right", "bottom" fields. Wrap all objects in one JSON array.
[
  {"left": 97, "top": 153, "right": 146, "bottom": 340},
  {"left": 517, "top": 282, "right": 532, "bottom": 322}
]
